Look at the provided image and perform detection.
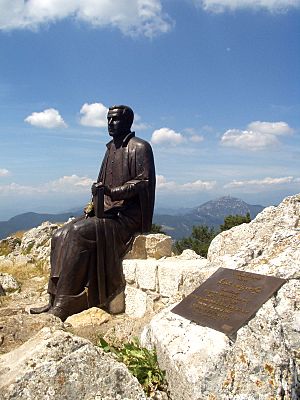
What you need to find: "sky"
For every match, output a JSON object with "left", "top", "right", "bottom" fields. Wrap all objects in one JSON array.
[{"left": 0, "top": 0, "right": 300, "bottom": 220}]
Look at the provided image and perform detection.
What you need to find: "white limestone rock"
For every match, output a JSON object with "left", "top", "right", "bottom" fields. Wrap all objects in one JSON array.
[
  {"left": 0, "top": 327, "right": 146, "bottom": 400},
  {"left": 20, "top": 221, "right": 60, "bottom": 264},
  {"left": 145, "top": 234, "right": 172, "bottom": 259},
  {"left": 125, "top": 286, "right": 154, "bottom": 318},
  {"left": 142, "top": 280, "right": 300, "bottom": 399},
  {"left": 0, "top": 272, "right": 20, "bottom": 293},
  {"left": 0, "top": 236, "right": 21, "bottom": 254},
  {"left": 123, "top": 257, "right": 211, "bottom": 317},
  {"left": 142, "top": 194, "right": 300, "bottom": 399},
  {"left": 208, "top": 194, "right": 300, "bottom": 279},
  {"left": 65, "top": 307, "right": 112, "bottom": 328},
  {"left": 125, "top": 233, "right": 172, "bottom": 260}
]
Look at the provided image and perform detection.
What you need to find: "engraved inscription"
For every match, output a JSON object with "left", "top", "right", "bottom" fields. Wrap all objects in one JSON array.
[{"left": 172, "top": 267, "right": 286, "bottom": 337}]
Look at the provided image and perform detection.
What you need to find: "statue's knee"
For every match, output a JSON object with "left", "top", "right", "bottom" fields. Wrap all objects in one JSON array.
[
  {"left": 52, "top": 228, "right": 63, "bottom": 245},
  {"left": 72, "top": 221, "right": 84, "bottom": 236}
]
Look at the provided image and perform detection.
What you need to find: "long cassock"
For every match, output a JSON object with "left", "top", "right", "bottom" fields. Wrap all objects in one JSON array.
[{"left": 48, "top": 132, "right": 156, "bottom": 309}]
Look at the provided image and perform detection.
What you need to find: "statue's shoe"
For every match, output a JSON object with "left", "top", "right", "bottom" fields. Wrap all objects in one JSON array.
[
  {"left": 49, "top": 290, "right": 89, "bottom": 322},
  {"left": 30, "top": 294, "right": 55, "bottom": 314},
  {"left": 30, "top": 303, "right": 52, "bottom": 314},
  {"left": 48, "top": 306, "right": 69, "bottom": 322}
]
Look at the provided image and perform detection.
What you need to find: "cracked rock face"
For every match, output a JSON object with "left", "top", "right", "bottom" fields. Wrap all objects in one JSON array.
[
  {"left": 0, "top": 327, "right": 146, "bottom": 400},
  {"left": 142, "top": 194, "right": 300, "bottom": 400}
]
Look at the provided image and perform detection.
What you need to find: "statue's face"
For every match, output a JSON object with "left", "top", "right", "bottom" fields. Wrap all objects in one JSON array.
[{"left": 107, "top": 109, "right": 128, "bottom": 137}]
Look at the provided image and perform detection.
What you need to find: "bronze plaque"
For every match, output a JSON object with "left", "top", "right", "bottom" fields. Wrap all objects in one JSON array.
[{"left": 172, "top": 267, "right": 286, "bottom": 337}]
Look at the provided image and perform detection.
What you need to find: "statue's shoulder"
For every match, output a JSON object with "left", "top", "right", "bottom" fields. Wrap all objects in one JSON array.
[{"left": 128, "top": 135, "right": 152, "bottom": 151}]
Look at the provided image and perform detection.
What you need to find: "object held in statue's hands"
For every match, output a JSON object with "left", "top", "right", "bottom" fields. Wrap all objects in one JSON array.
[
  {"left": 93, "top": 185, "right": 104, "bottom": 218},
  {"left": 84, "top": 201, "right": 94, "bottom": 218}
]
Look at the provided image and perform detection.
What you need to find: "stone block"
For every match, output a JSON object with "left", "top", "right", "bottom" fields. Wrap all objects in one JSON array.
[
  {"left": 125, "top": 286, "right": 153, "bottom": 318},
  {"left": 125, "top": 235, "right": 147, "bottom": 259},
  {"left": 145, "top": 234, "right": 172, "bottom": 259},
  {"left": 123, "top": 260, "right": 137, "bottom": 283},
  {"left": 125, "top": 233, "right": 172, "bottom": 260},
  {"left": 157, "top": 261, "right": 183, "bottom": 298},
  {"left": 136, "top": 259, "right": 158, "bottom": 290},
  {"left": 65, "top": 307, "right": 111, "bottom": 328}
]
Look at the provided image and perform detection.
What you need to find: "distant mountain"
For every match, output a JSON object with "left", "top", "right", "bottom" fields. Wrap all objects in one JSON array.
[
  {"left": 154, "top": 196, "right": 264, "bottom": 240},
  {"left": 193, "top": 196, "right": 263, "bottom": 219},
  {"left": 0, "top": 196, "right": 264, "bottom": 241},
  {"left": 0, "top": 210, "right": 81, "bottom": 240}
]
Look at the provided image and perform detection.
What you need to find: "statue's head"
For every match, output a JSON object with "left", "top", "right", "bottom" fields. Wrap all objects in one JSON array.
[{"left": 107, "top": 105, "right": 134, "bottom": 137}]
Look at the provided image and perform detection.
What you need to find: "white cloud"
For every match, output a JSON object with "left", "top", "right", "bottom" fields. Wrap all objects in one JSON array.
[
  {"left": 156, "top": 175, "right": 216, "bottom": 192},
  {"left": 221, "top": 121, "right": 293, "bottom": 151},
  {"left": 151, "top": 128, "right": 185, "bottom": 145},
  {"left": 0, "top": 0, "right": 173, "bottom": 37},
  {"left": 0, "top": 169, "right": 9, "bottom": 177},
  {"left": 182, "top": 180, "right": 216, "bottom": 190},
  {"left": 196, "top": 0, "right": 300, "bottom": 12},
  {"left": 48, "top": 175, "right": 93, "bottom": 191},
  {"left": 25, "top": 108, "right": 67, "bottom": 129},
  {"left": 0, "top": 182, "right": 42, "bottom": 196},
  {"left": 132, "top": 113, "right": 149, "bottom": 131},
  {"left": 183, "top": 128, "right": 204, "bottom": 143},
  {"left": 0, "top": 175, "right": 92, "bottom": 196},
  {"left": 80, "top": 103, "right": 108, "bottom": 128},
  {"left": 224, "top": 176, "right": 295, "bottom": 189},
  {"left": 190, "top": 135, "right": 204, "bottom": 143}
]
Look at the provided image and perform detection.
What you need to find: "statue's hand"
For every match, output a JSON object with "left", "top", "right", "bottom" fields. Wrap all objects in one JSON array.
[
  {"left": 91, "top": 182, "right": 104, "bottom": 196},
  {"left": 91, "top": 182, "right": 111, "bottom": 197}
]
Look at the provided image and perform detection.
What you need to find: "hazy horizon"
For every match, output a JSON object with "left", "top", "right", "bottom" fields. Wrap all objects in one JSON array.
[
  {"left": 0, "top": 191, "right": 288, "bottom": 222},
  {"left": 1, "top": 1, "right": 299, "bottom": 221}
]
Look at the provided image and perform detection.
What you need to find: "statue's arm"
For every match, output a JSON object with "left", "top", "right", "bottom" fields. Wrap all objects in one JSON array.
[
  {"left": 108, "top": 141, "right": 155, "bottom": 201},
  {"left": 108, "top": 179, "right": 147, "bottom": 201}
]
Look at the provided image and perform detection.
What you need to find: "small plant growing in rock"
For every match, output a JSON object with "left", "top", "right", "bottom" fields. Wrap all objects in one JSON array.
[{"left": 98, "top": 336, "right": 166, "bottom": 397}]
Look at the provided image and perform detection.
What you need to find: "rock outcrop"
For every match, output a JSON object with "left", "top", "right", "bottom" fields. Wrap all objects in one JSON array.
[
  {"left": 1, "top": 194, "right": 299, "bottom": 399},
  {"left": 0, "top": 272, "right": 20, "bottom": 293},
  {"left": 125, "top": 233, "right": 173, "bottom": 260},
  {"left": 141, "top": 194, "right": 300, "bottom": 400},
  {"left": 0, "top": 327, "right": 146, "bottom": 400},
  {"left": 124, "top": 250, "right": 211, "bottom": 318}
]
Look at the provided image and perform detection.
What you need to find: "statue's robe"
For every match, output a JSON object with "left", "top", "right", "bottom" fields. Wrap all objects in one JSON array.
[{"left": 48, "top": 132, "right": 155, "bottom": 309}]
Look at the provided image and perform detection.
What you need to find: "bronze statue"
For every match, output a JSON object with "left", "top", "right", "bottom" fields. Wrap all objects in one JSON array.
[{"left": 30, "top": 105, "right": 156, "bottom": 321}]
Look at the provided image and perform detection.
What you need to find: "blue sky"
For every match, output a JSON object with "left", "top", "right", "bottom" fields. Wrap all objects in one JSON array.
[{"left": 0, "top": 0, "right": 299, "bottom": 219}]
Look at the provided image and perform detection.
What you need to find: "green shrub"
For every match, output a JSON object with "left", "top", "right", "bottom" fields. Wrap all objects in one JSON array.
[{"left": 97, "top": 336, "right": 166, "bottom": 397}]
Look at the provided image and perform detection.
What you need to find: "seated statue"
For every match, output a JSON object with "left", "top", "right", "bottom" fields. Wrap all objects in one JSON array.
[{"left": 30, "top": 105, "right": 156, "bottom": 321}]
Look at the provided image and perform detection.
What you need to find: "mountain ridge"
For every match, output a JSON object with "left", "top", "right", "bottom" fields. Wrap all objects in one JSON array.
[{"left": 0, "top": 196, "right": 264, "bottom": 240}]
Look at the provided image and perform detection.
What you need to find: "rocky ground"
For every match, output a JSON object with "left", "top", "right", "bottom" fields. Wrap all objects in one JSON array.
[
  {"left": 0, "top": 255, "right": 155, "bottom": 356},
  {"left": 0, "top": 194, "right": 300, "bottom": 399}
]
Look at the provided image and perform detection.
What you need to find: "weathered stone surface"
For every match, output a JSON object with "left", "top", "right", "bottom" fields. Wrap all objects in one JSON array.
[
  {"left": 142, "top": 194, "right": 300, "bottom": 400},
  {"left": 0, "top": 236, "right": 21, "bottom": 255},
  {"left": 208, "top": 194, "right": 300, "bottom": 280},
  {"left": 126, "top": 235, "right": 147, "bottom": 259},
  {"left": 142, "top": 280, "right": 300, "bottom": 399},
  {"left": 65, "top": 307, "right": 111, "bottom": 328},
  {"left": 145, "top": 234, "right": 172, "bottom": 259},
  {"left": 125, "top": 286, "right": 154, "bottom": 318},
  {"left": 0, "top": 327, "right": 146, "bottom": 400},
  {"left": 0, "top": 311, "right": 63, "bottom": 355},
  {"left": 125, "top": 233, "right": 172, "bottom": 260},
  {"left": 20, "top": 221, "right": 59, "bottom": 264},
  {"left": 0, "top": 282, "right": 5, "bottom": 296},
  {"left": 123, "top": 254, "right": 210, "bottom": 318},
  {"left": 0, "top": 272, "right": 20, "bottom": 293},
  {"left": 136, "top": 259, "right": 158, "bottom": 291}
]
